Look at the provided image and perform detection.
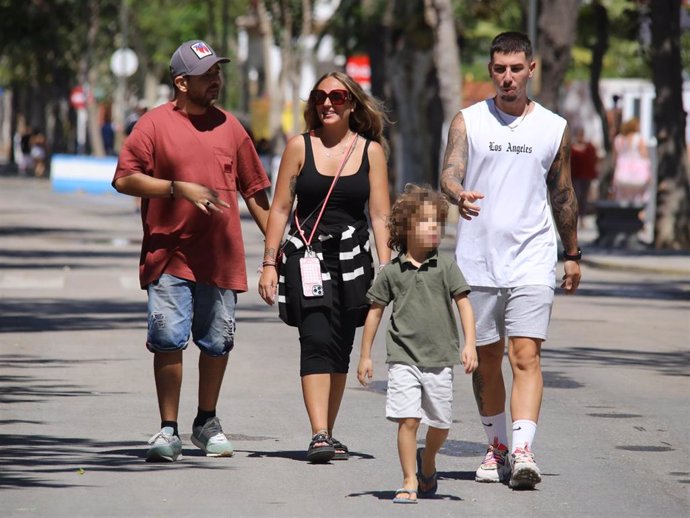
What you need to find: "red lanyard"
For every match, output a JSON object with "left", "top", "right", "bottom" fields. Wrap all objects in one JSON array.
[{"left": 295, "top": 133, "right": 359, "bottom": 249}]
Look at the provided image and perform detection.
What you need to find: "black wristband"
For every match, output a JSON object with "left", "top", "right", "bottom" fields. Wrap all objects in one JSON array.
[{"left": 563, "top": 247, "right": 582, "bottom": 261}]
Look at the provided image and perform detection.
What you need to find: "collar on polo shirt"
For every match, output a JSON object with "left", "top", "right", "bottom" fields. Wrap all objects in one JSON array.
[{"left": 400, "top": 249, "right": 439, "bottom": 270}]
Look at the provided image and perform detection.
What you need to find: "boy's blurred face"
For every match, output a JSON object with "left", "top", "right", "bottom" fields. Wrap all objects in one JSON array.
[{"left": 408, "top": 202, "right": 440, "bottom": 252}]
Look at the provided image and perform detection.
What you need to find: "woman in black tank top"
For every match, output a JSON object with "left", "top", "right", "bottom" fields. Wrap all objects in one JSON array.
[{"left": 259, "top": 72, "right": 391, "bottom": 463}]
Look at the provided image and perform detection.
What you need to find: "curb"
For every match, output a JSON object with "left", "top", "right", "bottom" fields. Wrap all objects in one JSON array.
[{"left": 581, "top": 257, "right": 690, "bottom": 276}]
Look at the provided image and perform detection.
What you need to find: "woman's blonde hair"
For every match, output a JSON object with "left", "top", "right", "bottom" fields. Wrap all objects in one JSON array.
[
  {"left": 620, "top": 117, "right": 640, "bottom": 136},
  {"left": 388, "top": 184, "right": 449, "bottom": 253},
  {"left": 304, "top": 71, "right": 390, "bottom": 156}
]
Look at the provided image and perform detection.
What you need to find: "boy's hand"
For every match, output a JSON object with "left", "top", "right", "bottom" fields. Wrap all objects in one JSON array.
[
  {"left": 462, "top": 345, "right": 478, "bottom": 374},
  {"left": 357, "top": 358, "right": 373, "bottom": 386}
]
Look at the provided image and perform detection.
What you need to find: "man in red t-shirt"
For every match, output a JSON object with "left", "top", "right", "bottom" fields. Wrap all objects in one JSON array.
[{"left": 113, "top": 40, "right": 271, "bottom": 462}]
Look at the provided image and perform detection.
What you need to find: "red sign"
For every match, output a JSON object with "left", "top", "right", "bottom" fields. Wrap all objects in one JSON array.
[
  {"left": 70, "top": 86, "right": 87, "bottom": 109},
  {"left": 346, "top": 55, "right": 371, "bottom": 92}
]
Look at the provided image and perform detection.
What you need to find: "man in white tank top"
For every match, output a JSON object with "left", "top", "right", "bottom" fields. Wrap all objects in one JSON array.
[{"left": 441, "top": 32, "right": 581, "bottom": 490}]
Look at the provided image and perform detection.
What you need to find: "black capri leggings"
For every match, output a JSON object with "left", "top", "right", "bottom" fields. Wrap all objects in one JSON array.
[{"left": 297, "top": 244, "right": 358, "bottom": 376}]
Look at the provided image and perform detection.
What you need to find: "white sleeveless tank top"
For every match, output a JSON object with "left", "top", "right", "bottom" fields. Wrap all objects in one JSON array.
[{"left": 455, "top": 98, "right": 567, "bottom": 288}]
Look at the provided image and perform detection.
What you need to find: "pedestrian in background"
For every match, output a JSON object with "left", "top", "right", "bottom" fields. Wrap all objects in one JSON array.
[
  {"left": 258, "top": 71, "right": 391, "bottom": 463},
  {"left": 357, "top": 184, "right": 477, "bottom": 503},
  {"left": 612, "top": 117, "right": 651, "bottom": 205},
  {"left": 13, "top": 116, "right": 33, "bottom": 176},
  {"left": 113, "top": 40, "right": 271, "bottom": 462},
  {"left": 441, "top": 31, "right": 581, "bottom": 490},
  {"left": 29, "top": 128, "right": 47, "bottom": 178},
  {"left": 570, "top": 125, "right": 599, "bottom": 224}
]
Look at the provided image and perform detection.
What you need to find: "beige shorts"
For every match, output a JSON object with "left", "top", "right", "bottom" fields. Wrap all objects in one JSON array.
[{"left": 385, "top": 363, "right": 454, "bottom": 429}]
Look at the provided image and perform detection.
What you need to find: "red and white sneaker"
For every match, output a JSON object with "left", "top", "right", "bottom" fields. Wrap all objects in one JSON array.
[
  {"left": 509, "top": 444, "right": 542, "bottom": 489},
  {"left": 475, "top": 437, "right": 510, "bottom": 483}
]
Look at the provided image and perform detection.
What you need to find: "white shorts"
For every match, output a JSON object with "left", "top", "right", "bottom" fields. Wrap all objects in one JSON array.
[
  {"left": 469, "top": 285, "right": 554, "bottom": 346},
  {"left": 385, "top": 363, "right": 454, "bottom": 429}
]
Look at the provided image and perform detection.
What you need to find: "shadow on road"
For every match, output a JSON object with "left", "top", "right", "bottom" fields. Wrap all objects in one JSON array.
[
  {"left": 0, "top": 298, "right": 145, "bottom": 333},
  {"left": 544, "top": 346, "right": 690, "bottom": 377},
  {"left": 561, "top": 279, "right": 690, "bottom": 302},
  {"left": 0, "top": 434, "right": 228, "bottom": 490}
]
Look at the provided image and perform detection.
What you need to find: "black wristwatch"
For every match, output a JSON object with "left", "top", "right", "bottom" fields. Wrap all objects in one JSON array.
[{"left": 563, "top": 247, "right": 582, "bottom": 261}]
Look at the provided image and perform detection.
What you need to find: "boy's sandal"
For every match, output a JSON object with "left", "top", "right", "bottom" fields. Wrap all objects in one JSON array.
[
  {"left": 306, "top": 432, "right": 335, "bottom": 464},
  {"left": 331, "top": 438, "right": 349, "bottom": 460},
  {"left": 393, "top": 488, "right": 418, "bottom": 504},
  {"left": 416, "top": 447, "right": 438, "bottom": 497}
]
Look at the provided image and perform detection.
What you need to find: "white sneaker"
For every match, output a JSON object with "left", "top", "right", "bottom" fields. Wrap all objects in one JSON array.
[
  {"left": 146, "top": 427, "right": 182, "bottom": 462},
  {"left": 191, "top": 417, "right": 234, "bottom": 457},
  {"left": 475, "top": 438, "right": 510, "bottom": 483},
  {"left": 509, "top": 444, "right": 542, "bottom": 489}
]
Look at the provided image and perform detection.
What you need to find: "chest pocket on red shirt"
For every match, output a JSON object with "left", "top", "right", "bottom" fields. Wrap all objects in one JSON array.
[{"left": 213, "top": 147, "right": 236, "bottom": 191}]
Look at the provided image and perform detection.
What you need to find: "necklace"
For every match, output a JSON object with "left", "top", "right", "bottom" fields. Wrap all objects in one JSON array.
[
  {"left": 323, "top": 131, "right": 352, "bottom": 158},
  {"left": 494, "top": 100, "right": 531, "bottom": 131}
]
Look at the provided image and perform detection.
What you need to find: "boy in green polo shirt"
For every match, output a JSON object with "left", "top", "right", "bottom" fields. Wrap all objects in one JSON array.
[{"left": 357, "top": 184, "right": 477, "bottom": 504}]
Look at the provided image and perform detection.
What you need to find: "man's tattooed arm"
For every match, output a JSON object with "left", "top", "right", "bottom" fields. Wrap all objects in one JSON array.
[
  {"left": 440, "top": 112, "right": 469, "bottom": 204},
  {"left": 547, "top": 124, "right": 579, "bottom": 253}
]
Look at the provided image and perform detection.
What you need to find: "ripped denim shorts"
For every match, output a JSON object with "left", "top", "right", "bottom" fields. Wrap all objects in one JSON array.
[{"left": 146, "top": 274, "right": 237, "bottom": 357}]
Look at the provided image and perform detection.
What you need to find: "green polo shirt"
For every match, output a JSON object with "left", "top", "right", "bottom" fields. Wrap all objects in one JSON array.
[{"left": 367, "top": 251, "right": 471, "bottom": 368}]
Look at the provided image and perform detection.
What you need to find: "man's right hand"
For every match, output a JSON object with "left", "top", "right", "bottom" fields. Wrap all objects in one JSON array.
[
  {"left": 455, "top": 190, "right": 485, "bottom": 220},
  {"left": 175, "top": 181, "right": 230, "bottom": 214}
]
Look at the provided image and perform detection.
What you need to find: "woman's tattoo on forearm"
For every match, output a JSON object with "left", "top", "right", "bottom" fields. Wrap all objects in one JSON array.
[{"left": 264, "top": 248, "right": 276, "bottom": 260}]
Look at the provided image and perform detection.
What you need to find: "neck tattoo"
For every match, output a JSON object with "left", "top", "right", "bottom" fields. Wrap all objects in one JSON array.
[
  {"left": 323, "top": 131, "right": 352, "bottom": 158},
  {"left": 494, "top": 99, "right": 531, "bottom": 131}
]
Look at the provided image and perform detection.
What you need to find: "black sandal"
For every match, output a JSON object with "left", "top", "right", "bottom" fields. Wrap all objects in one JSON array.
[
  {"left": 331, "top": 438, "right": 349, "bottom": 460},
  {"left": 306, "top": 432, "right": 335, "bottom": 463}
]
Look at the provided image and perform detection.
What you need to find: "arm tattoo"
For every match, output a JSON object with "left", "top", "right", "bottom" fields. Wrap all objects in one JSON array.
[
  {"left": 472, "top": 371, "right": 486, "bottom": 413},
  {"left": 547, "top": 125, "right": 579, "bottom": 250},
  {"left": 264, "top": 247, "right": 276, "bottom": 260},
  {"left": 440, "top": 114, "right": 469, "bottom": 202},
  {"left": 289, "top": 175, "right": 298, "bottom": 201}
]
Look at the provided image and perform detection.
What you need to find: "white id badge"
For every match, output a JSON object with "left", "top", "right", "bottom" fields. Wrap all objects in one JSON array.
[{"left": 299, "top": 252, "right": 324, "bottom": 298}]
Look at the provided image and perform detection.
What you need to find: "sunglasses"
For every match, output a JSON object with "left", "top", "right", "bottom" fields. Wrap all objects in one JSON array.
[{"left": 310, "top": 89, "right": 351, "bottom": 105}]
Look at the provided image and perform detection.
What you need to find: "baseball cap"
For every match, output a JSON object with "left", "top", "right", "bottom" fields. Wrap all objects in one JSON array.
[{"left": 169, "top": 40, "right": 230, "bottom": 77}]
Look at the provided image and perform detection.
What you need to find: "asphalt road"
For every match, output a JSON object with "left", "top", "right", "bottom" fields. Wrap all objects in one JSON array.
[{"left": 1, "top": 177, "right": 688, "bottom": 517}]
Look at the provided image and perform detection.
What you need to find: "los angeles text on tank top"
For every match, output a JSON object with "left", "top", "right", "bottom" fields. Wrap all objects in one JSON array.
[{"left": 455, "top": 98, "right": 566, "bottom": 288}]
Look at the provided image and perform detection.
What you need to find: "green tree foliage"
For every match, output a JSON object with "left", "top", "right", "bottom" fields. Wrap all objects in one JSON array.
[{"left": 0, "top": 0, "right": 249, "bottom": 155}]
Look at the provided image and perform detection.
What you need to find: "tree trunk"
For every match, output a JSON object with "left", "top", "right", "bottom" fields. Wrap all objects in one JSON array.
[
  {"left": 386, "top": 0, "right": 437, "bottom": 190},
  {"left": 424, "top": 0, "right": 461, "bottom": 121},
  {"left": 650, "top": 0, "right": 690, "bottom": 249},
  {"left": 588, "top": 0, "right": 616, "bottom": 200},
  {"left": 256, "top": 1, "right": 282, "bottom": 151},
  {"left": 83, "top": 0, "right": 104, "bottom": 157},
  {"left": 424, "top": 0, "right": 462, "bottom": 183},
  {"left": 536, "top": 0, "right": 579, "bottom": 112}
]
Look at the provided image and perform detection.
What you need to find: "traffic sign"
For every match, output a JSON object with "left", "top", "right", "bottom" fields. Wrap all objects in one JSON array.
[
  {"left": 70, "top": 86, "right": 87, "bottom": 109},
  {"left": 110, "top": 48, "right": 139, "bottom": 78}
]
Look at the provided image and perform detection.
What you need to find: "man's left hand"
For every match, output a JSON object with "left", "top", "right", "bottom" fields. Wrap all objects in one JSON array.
[{"left": 561, "top": 260, "right": 581, "bottom": 294}]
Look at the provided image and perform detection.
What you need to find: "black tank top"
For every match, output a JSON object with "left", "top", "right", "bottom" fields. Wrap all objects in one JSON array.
[{"left": 293, "top": 133, "right": 371, "bottom": 232}]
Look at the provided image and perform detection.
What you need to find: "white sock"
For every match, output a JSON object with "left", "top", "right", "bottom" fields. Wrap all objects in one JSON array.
[
  {"left": 511, "top": 419, "right": 537, "bottom": 452},
  {"left": 481, "top": 412, "right": 508, "bottom": 448}
]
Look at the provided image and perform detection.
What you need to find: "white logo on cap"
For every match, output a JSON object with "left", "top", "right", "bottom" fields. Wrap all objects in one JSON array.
[{"left": 191, "top": 41, "right": 213, "bottom": 59}]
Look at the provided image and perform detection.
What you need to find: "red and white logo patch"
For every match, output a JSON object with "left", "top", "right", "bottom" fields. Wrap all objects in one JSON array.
[{"left": 191, "top": 41, "right": 213, "bottom": 59}]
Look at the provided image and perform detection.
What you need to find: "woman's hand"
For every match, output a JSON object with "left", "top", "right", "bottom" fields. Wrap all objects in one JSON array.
[{"left": 258, "top": 265, "right": 278, "bottom": 305}]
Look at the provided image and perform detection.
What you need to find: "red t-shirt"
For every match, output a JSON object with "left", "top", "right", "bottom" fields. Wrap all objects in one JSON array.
[
  {"left": 570, "top": 142, "right": 598, "bottom": 181},
  {"left": 114, "top": 102, "right": 270, "bottom": 291}
]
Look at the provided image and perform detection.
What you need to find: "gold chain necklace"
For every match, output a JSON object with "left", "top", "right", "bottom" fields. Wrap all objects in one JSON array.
[
  {"left": 494, "top": 101, "right": 530, "bottom": 131},
  {"left": 323, "top": 131, "right": 352, "bottom": 158}
]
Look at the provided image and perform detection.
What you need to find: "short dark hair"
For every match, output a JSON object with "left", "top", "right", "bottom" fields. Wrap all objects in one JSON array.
[
  {"left": 388, "top": 184, "right": 449, "bottom": 253},
  {"left": 490, "top": 31, "right": 533, "bottom": 61}
]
